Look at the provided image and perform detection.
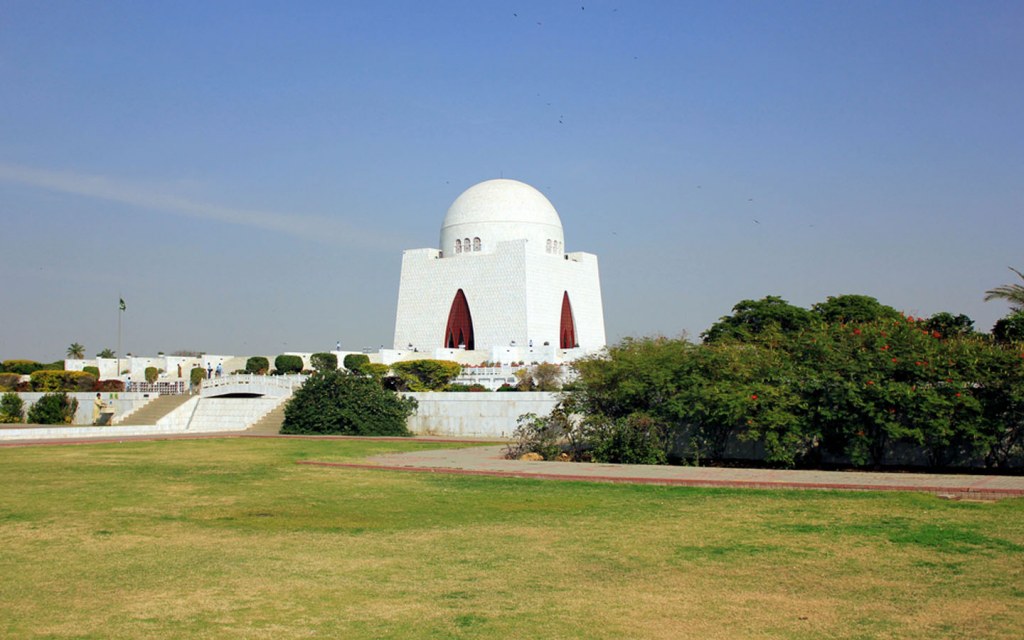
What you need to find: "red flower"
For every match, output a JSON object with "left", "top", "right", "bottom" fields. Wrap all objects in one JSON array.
[
  {"left": 892, "top": 357, "right": 898, "bottom": 363},
  {"left": 881, "top": 345, "right": 890, "bottom": 351},
  {"left": 750, "top": 394, "right": 758, "bottom": 401},
  {"left": 932, "top": 330, "right": 941, "bottom": 338},
  {"left": 853, "top": 329, "right": 861, "bottom": 335},
  {"left": 866, "top": 380, "right": 874, "bottom": 385},
  {"left": 955, "top": 392, "right": 962, "bottom": 397}
]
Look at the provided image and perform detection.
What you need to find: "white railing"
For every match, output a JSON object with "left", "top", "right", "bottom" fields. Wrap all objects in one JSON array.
[{"left": 199, "top": 373, "right": 309, "bottom": 398}]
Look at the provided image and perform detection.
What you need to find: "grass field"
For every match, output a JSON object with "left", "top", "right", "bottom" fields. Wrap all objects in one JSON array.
[{"left": 0, "top": 438, "right": 1022, "bottom": 639}]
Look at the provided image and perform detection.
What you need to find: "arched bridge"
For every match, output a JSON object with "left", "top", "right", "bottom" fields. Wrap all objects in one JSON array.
[{"left": 200, "top": 373, "right": 309, "bottom": 398}]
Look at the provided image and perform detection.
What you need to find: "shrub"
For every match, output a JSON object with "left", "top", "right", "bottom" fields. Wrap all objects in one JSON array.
[
  {"left": 445, "top": 383, "right": 489, "bottom": 392},
  {"left": 0, "top": 373, "right": 21, "bottom": 391},
  {"left": 281, "top": 370, "right": 416, "bottom": 436},
  {"left": 83, "top": 366, "right": 100, "bottom": 379},
  {"left": 504, "top": 412, "right": 564, "bottom": 460},
  {"left": 497, "top": 383, "right": 518, "bottom": 392},
  {"left": 274, "top": 354, "right": 304, "bottom": 375},
  {"left": 2, "top": 360, "right": 44, "bottom": 375},
  {"left": 310, "top": 352, "right": 338, "bottom": 372},
  {"left": 27, "top": 392, "right": 78, "bottom": 424},
  {"left": 94, "top": 379, "right": 125, "bottom": 392},
  {"left": 588, "top": 413, "right": 669, "bottom": 465},
  {"left": 145, "top": 367, "right": 159, "bottom": 383},
  {"left": 0, "top": 392, "right": 24, "bottom": 423},
  {"left": 190, "top": 367, "right": 206, "bottom": 386},
  {"left": 343, "top": 353, "right": 370, "bottom": 371},
  {"left": 245, "top": 356, "right": 270, "bottom": 374},
  {"left": 361, "top": 363, "right": 390, "bottom": 378},
  {"left": 391, "top": 360, "right": 462, "bottom": 391},
  {"left": 30, "top": 370, "right": 96, "bottom": 392}
]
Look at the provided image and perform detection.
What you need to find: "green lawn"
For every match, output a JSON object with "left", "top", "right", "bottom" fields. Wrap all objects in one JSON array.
[{"left": 1, "top": 438, "right": 1021, "bottom": 639}]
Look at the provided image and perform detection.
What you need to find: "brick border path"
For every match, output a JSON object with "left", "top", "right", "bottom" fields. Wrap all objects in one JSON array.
[
  {"left": 3, "top": 432, "right": 1021, "bottom": 500},
  {"left": 299, "top": 444, "right": 1024, "bottom": 501}
]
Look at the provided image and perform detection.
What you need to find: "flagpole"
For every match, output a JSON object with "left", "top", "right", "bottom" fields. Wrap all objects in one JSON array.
[{"left": 117, "top": 294, "right": 124, "bottom": 379}]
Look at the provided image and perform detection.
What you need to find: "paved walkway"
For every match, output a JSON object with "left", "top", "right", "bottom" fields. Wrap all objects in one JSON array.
[
  {"left": 300, "top": 444, "right": 1024, "bottom": 501},
  {"left": 4, "top": 431, "right": 1022, "bottom": 500}
]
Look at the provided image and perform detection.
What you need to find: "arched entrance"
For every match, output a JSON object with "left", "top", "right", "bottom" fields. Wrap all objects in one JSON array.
[
  {"left": 560, "top": 291, "right": 578, "bottom": 349},
  {"left": 444, "top": 289, "right": 475, "bottom": 350}
]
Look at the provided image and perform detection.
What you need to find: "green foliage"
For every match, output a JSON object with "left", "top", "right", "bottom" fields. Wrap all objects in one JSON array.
[
  {"left": 145, "top": 367, "right": 159, "bottom": 383},
  {"left": 445, "top": 383, "right": 488, "bottom": 392},
  {"left": 94, "top": 379, "right": 125, "bottom": 392},
  {"left": 391, "top": 360, "right": 462, "bottom": 391},
  {"left": 83, "top": 366, "right": 100, "bottom": 379},
  {"left": 29, "top": 370, "right": 97, "bottom": 392},
  {"left": 588, "top": 413, "right": 669, "bottom": 465},
  {"left": 568, "top": 310, "right": 1024, "bottom": 469},
  {"left": 245, "top": 356, "right": 270, "bottom": 374},
  {"left": 811, "top": 294, "right": 902, "bottom": 324},
  {"left": 925, "top": 312, "right": 975, "bottom": 338},
  {"left": 343, "top": 353, "right": 370, "bottom": 371},
  {"left": 0, "top": 392, "right": 24, "bottom": 423},
  {"left": 281, "top": 370, "right": 416, "bottom": 436},
  {"left": 274, "top": 354, "right": 304, "bottom": 375},
  {"left": 27, "top": 392, "right": 78, "bottom": 425},
  {"left": 310, "top": 352, "right": 338, "bottom": 372},
  {"left": 1, "top": 360, "right": 44, "bottom": 375},
  {"left": 361, "top": 363, "right": 390, "bottom": 378},
  {"left": 984, "top": 266, "right": 1024, "bottom": 312},
  {"left": 992, "top": 312, "right": 1024, "bottom": 344},
  {"left": 702, "top": 296, "right": 814, "bottom": 343},
  {"left": 66, "top": 342, "right": 85, "bottom": 359},
  {"left": 0, "top": 373, "right": 21, "bottom": 391},
  {"left": 505, "top": 412, "right": 565, "bottom": 460},
  {"left": 190, "top": 367, "right": 206, "bottom": 386},
  {"left": 96, "top": 349, "right": 115, "bottom": 359}
]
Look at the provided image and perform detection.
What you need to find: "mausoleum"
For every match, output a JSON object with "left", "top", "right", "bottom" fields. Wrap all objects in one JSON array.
[{"left": 392, "top": 178, "right": 606, "bottom": 364}]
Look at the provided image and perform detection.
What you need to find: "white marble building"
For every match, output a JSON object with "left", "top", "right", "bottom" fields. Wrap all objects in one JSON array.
[{"left": 392, "top": 179, "right": 606, "bottom": 364}]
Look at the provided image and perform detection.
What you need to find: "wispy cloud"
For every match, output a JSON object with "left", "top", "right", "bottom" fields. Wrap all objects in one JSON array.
[{"left": 0, "top": 163, "right": 399, "bottom": 248}]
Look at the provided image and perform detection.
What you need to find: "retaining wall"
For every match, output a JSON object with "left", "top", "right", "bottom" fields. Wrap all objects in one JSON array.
[{"left": 405, "top": 391, "right": 558, "bottom": 438}]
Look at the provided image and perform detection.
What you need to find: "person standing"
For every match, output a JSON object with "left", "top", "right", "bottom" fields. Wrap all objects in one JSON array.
[
  {"left": 92, "top": 393, "right": 106, "bottom": 425},
  {"left": 207, "top": 364, "right": 213, "bottom": 379},
  {"left": 216, "top": 362, "right": 223, "bottom": 378}
]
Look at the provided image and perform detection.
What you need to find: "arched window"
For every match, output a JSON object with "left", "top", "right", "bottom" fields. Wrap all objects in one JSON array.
[
  {"left": 455, "top": 239, "right": 462, "bottom": 254},
  {"left": 473, "top": 237, "right": 481, "bottom": 251},
  {"left": 464, "top": 238, "right": 471, "bottom": 251},
  {"left": 444, "top": 289, "right": 475, "bottom": 350},
  {"left": 546, "top": 239, "right": 552, "bottom": 253},
  {"left": 560, "top": 291, "right": 578, "bottom": 349}
]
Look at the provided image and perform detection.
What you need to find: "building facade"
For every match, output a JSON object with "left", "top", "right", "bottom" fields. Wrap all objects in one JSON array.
[{"left": 393, "top": 179, "right": 606, "bottom": 364}]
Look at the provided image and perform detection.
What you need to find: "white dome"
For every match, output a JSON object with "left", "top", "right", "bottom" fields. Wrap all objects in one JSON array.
[{"left": 440, "top": 179, "right": 565, "bottom": 257}]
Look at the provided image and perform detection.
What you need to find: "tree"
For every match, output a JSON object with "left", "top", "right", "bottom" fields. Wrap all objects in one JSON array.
[
  {"left": 245, "top": 356, "right": 270, "bottom": 374},
  {"left": 96, "top": 348, "right": 115, "bottom": 359},
  {"left": 925, "top": 312, "right": 975, "bottom": 338},
  {"left": 702, "top": 296, "right": 814, "bottom": 343},
  {"left": 274, "top": 354, "right": 304, "bottom": 374},
  {"left": 66, "top": 343, "right": 85, "bottom": 359},
  {"left": 391, "top": 360, "right": 461, "bottom": 391},
  {"left": 281, "top": 370, "right": 416, "bottom": 436},
  {"left": 343, "top": 353, "right": 370, "bottom": 372},
  {"left": 310, "top": 352, "right": 338, "bottom": 372},
  {"left": 992, "top": 312, "right": 1024, "bottom": 344},
  {"left": 0, "top": 392, "right": 24, "bottom": 423},
  {"left": 812, "top": 294, "right": 902, "bottom": 324},
  {"left": 27, "top": 392, "right": 78, "bottom": 425},
  {"left": 984, "top": 267, "right": 1024, "bottom": 311}
]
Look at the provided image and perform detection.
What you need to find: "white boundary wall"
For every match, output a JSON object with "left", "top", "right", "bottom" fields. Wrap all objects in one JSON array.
[{"left": 405, "top": 391, "right": 558, "bottom": 438}]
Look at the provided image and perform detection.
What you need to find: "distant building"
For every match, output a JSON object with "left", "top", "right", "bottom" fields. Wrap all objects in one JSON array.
[{"left": 393, "top": 178, "right": 606, "bottom": 364}]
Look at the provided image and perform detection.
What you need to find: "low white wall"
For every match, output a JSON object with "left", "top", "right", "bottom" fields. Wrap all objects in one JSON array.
[
  {"left": 12, "top": 392, "right": 157, "bottom": 426},
  {"left": 405, "top": 391, "right": 558, "bottom": 438}
]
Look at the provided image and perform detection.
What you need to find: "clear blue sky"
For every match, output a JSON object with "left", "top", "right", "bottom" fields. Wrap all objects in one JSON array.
[{"left": 2, "top": 1, "right": 1021, "bottom": 360}]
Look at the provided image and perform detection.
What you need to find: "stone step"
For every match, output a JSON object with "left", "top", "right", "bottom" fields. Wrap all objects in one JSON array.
[
  {"left": 245, "top": 403, "right": 287, "bottom": 435},
  {"left": 116, "top": 394, "right": 192, "bottom": 426}
]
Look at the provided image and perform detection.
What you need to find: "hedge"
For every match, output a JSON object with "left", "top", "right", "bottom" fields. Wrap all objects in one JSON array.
[
  {"left": 311, "top": 352, "right": 338, "bottom": 372},
  {"left": 343, "top": 353, "right": 370, "bottom": 371},
  {"left": 274, "top": 354, "right": 304, "bottom": 375},
  {"left": 29, "top": 370, "right": 97, "bottom": 392},
  {"left": 0, "top": 373, "right": 21, "bottom": 391},
  {"left": 27, "top": 392, "right": 78, "bottom": 425},
  {"left": 145, "top": 367, "right": 159, "bottom": 383},
  {"left": 245, "top": 356, "right": 270, "bottom": 374},
  {"left": 2, "top": 360, "right": 44, "bottom": 375},
  {"left": 83, "top": 366, "right": 100, "bottom": 379}
]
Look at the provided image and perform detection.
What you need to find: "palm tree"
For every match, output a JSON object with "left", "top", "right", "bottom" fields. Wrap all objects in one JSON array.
[
  {"left": 96, "top": 348, "right": 116, "bottom": 359},
  {"left": 985, "top": 267, "right": 1024, "bottom": 312},
  {"left": 66, "top": 342, "right": 85, "bottom": 359}
]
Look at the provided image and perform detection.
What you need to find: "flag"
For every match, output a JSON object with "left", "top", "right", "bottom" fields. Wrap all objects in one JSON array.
[{"left": 119, "top": 298, "right": 126, "bottom": 311}]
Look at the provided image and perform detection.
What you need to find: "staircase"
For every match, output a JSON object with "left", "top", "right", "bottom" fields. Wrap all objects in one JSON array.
[
  {"left": 244, "top": 402, "right": 287, "bottom": 435},
  {"left": 116, "top": 394, "right": 192, "bottom": 426}
]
